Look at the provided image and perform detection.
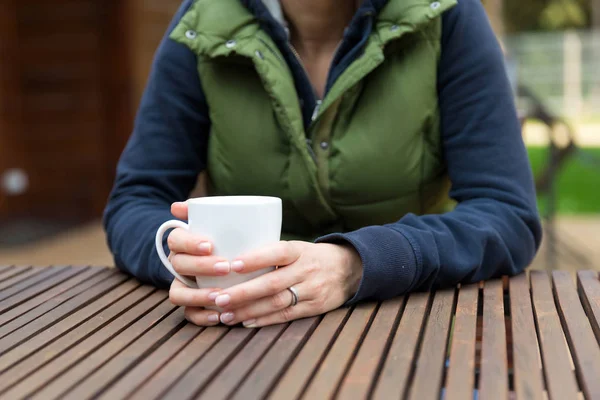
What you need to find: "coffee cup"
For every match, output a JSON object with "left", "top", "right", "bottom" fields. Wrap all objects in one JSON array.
[{"left": 155, "top": 196, "right": 282, "bottom": 294}]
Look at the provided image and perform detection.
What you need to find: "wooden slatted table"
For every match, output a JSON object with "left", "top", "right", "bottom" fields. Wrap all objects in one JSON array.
[{"left": 0, "top": 265, "right": 599, "bottom": 399}]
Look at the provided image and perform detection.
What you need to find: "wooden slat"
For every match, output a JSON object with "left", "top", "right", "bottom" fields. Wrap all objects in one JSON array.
[
  {"left": 478, "top": 279, "right": 508, "bottom": 400},
  {"left": 62, "top": 308, "right": 186, "bottom": 399},
  {"left": 0, "top": 269, "right": 595, "bottom": 398},
  {"left": 0, "top": 267, "right": 105, "bottom": 324},
  {"left": 509, "top": 273, "right": 545, "bottom": 400},
  {"left": 31, "top": 297, "right": 175, "bottom": 400},
  {"left": 0, "top": 268, "right": 113, "bottom": 327},
  {"left": 0, "top": 266, "right": 86, "bottom": 313},
  {"left": 0, "top": 267, "right": 37, "bottom": 289},
  {"left": 372, "top": 292, "right": 430, "bottom": 399},
  {"left": 232, "top": 317, "right": 320, "bottom": 400},
  {"left": 0, "top": 285, "right": 156, "bottom": 396},
  {"left": 98, "top": 324, "right": 204, "bottom": 399},
  {"left": 445, "top": 284, "right": 479, "bottom": 400},
  {"left": 0, "top": 266, "right": 30, "bottom": 283},
  {"left": 337, "top": 298, "right": 404, "bottom": 399},
  {"left": 530, "top": 271, "right": 579, "bottom": 400},
  {"left": 0, "top": 276, "right": 135, "bottom": 366},
  {"left": 302, "top": 303, "right": 377, "bottom": 399},
  {"left": 0, "top": 266, "right": 48, "bottom": 293},
  {"left": 553, "top": 270, "right": 600, "bottom": 398},
  {"left": 409, "top": 289, "right": 456, "bottom": 399},
  {"left": 160, "top": 328, "right": 255, "bottom": 399},
  {"left": 269, "top": 308, "right": 350, "bottom": 399},
  {"left": 577, "top": 270, "right": 600, "bottom": 344},
  {"left": 201, "top": 325, "right": 289, "bottom": 400},
  {"left": 130, "top": 327, "right": 229, "bottom": 400},
  {"left": 0, "top": 269, "right": 118, "bottom": 339}
]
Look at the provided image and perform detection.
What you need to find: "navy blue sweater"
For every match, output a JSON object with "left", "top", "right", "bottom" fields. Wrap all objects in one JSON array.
[{"left": 103, "top": 0, "right": 542, "bottom": 303}]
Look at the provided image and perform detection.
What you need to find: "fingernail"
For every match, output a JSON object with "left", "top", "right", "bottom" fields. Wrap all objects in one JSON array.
[
  {"left": 199, "top": 242, "right": 212, "bottom": 252},
  {"left": 243, "top": 320, "right": 257, "bottom": 328},
  {"left": 220, "top": 312, "right": 235, "bottom": 324},
  {"left": 208, "top": 292, "right": 219, "bottom": 301},
  {"left": 231, "top": 260, "right": 245, "bottom": 272},
  {"left": 208, "top": 314, "right": 220, "bottom": 323},
  {"left": 213, "top": 261, "right": 230, "bottom": 274},
  {"left": 215, "top": 294, "right": 231, "bottom": 307}
]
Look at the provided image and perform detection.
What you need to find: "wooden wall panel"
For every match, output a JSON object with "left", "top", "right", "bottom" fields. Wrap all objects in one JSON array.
[
  {"left": 0, "top": 0, "right": 185, "bottom": 221},
  {"left": 0, "top": 0, "right": 27, "bottom": 216},
  {"left": 0, "top": 0, "right": 133, "bottom": 220},
  {"left": 16, "top": 0, "right": 110, "bottom": 219}
]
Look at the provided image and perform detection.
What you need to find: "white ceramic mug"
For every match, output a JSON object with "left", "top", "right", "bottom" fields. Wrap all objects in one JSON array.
[{"left": 155, "top": 196, "right": 282, "bottom": 290}]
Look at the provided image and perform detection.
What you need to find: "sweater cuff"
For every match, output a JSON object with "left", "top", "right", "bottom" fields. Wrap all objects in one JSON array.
[{"left": 315, "top": 225, "right": 418, "bottom": 304}]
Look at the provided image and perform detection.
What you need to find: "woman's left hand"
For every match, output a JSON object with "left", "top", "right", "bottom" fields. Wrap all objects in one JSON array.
[{"left": 186, "top": 241, "right": 363, "bottom": 328}]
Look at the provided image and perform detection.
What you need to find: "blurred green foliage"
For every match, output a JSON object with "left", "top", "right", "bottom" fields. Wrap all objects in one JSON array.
[
  {"left": 528, "top": 146, "right": 600, "bottom": 214},
  {"left": 504, "top": 0, "right": 592, "bottom": 32}
]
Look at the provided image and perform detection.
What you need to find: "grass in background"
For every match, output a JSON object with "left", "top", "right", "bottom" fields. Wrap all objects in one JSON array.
[{"left": 528, "top": 146, "right": 600, "bottom": 215}]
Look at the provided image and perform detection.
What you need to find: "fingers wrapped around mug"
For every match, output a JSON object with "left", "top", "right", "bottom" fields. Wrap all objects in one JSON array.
[
  {"left": 169, "top": 279, "right": 223, "bottom": 308},
  {"left": 212, "top": 264, "right": 302, "bottom": 310},
  {"left": 170, "top": 201, "right": 189, "bottom": 220},
  {"left": 218, "top": 284, "right": 315, "bottom": 327},
  {"left": 167, "top": 227, "right": 214, "bottom": 256},
  {"left": 225, "top": 241, "right": 302, "bottom": 274},
  {"left": 170, "top": 252, "right": 233, "bottom": 276},
  {"left": 183, "top": 306, "right": 221, "bottom": 326}
]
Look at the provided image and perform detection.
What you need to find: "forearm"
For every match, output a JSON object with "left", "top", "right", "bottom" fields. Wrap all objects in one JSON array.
[
  {"left": 104, "top": 196, "right": 174, "bottom": 288},
  {"left": 318, "top": 197, "right": 540, "bottom": 304}
]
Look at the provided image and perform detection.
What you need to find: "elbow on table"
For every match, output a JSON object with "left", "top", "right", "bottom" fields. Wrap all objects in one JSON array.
[
  {"left": 483, "top": 205, "right": 543, "bottom": 283},
  {"left": 518, "top": 204, "right": 543, "bottom": 271},
  {"left": 448, "top": 203, "right": 543, "bottom": 288}
]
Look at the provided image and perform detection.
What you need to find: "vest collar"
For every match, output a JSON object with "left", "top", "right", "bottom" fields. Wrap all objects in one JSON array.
[{"left": 173, "top": 0, "right": 456, "bottom": 58}]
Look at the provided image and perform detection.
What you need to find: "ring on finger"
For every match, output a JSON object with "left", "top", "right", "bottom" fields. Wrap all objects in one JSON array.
[{"left": 287, "top": 286, "right": 299, "bottom": 307}]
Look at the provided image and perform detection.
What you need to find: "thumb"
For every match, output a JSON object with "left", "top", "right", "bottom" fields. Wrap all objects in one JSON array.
[{"left": 171, "top": 201, "right": 189, "bottom": 220}]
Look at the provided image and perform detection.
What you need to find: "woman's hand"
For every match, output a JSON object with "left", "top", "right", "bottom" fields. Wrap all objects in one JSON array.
[
  {"left": 167, "top": 201, "right": 228, "bottom": 326},
  {"left": 209, "top": 240, "right": 363, "bottom": 328}
]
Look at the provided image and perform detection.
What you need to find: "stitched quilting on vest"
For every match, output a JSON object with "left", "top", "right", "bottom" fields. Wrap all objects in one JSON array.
[{"left": 170, "top": 0, "right": 456, "bottom": 240}]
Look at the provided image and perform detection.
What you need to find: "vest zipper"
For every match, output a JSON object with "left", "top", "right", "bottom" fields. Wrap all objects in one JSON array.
[
  {"left": 311, "top": 100, "right": 322, "bottom": 122},
  {"left": 289, "top": 43, "right": 322, "bottom": 164},
  {"left": 288, "top": 43, "right": 319, "bottom": 104},
  {"left": 289, "top": 43, "right": 342, "bottom": 125},
  {"left": 305, "top": 138, "right": 318, "bottom": 163}
]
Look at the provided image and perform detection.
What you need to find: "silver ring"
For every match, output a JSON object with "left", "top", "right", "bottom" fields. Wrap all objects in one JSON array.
[{"left": 287, "top": 286, "right": 299, "bottom": 307}]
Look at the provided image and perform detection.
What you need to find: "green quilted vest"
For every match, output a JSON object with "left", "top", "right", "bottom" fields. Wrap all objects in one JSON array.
[{"left": 171, "top": 0, "right": 456, "bottom": 241}]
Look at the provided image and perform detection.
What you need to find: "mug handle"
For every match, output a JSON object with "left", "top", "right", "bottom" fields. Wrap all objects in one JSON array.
[{"left": 155, "top": 220, "right": 198, "bottom": 288}]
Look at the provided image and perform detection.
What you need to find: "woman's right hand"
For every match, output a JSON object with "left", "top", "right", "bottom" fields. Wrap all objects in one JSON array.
[{"left": 166, "top": 202, "right": 229, "bottom": 326}]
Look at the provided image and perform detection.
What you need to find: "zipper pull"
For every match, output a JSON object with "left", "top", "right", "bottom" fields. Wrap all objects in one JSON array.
[
  {"left": 306, "top": 138, "right": 317, "bottom": 162},
  {"left": 311, "top": 100, "right": 322, "bottom": 122}
]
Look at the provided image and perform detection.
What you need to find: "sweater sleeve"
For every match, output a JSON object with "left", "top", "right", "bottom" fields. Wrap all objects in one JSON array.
[
  {"left": 317, "top": 0, "right": 542, "bottom": 303},
  {"left": 103, "top": 0, "right": 209, "bottom": 288}
]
